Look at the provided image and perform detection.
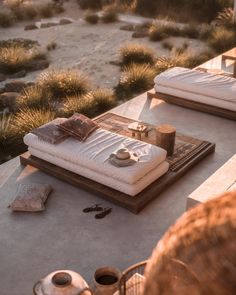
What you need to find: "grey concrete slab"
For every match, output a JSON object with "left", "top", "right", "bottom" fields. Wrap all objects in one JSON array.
[
  {"left": 0, "top": 93, "right": 235, "bottom": 295},
  {"left": 186, "top": 153, "right": 236, "bottom": 209}
]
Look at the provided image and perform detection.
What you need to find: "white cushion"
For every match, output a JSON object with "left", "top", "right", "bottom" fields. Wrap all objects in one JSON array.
[
  {"left": 28, "top": 146, "right": 169, "bottom": 196},
  {"left": 24, "top": 128, "right": 167, "bottom": 185},
  {"left": 154, "top": 67, "right": 236, "bottom": 104},
  {"left": 154, "top": 84, "right": 236, "bottom": 111}
]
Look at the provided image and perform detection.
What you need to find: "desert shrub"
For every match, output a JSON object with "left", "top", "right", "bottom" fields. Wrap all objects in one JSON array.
[
  {"left": 135, "top": 0, "right": 157, "bottom": 17},
  {"left": 52, "top": 2, "right": 65, "bottom": 14},
  {"left": 149, "top": 21, "right": 182, "bottom": 41},
  {"left": 187, "top": 49, "right": 215, "bottom": 68},
  {"left": 0, "top": 113, "right": 16, "bottom": 153},
  {"left": 117, "top": 64, "right": 156, "bottom": 97},
  {"left": 0, "top": 11, "right": 14, "bottom": 27},
  {"left": 0, "top": 38, "right": 39, "bottom": 49},
  {"left": 155, "top": 49, "right": 215, "bottom": 75},
  {"left": 23, "top": 3, "right": 38, "bottom": 20},
  {"left": 77, "top": 0, "right": 102, "bottom": 10},
  {"left": 101, "top": 5, "right": 118, "bottom": 23},
  {"left": 162, "top": 40, "right": 174, "bottom": 50},
  {"left": 84, "top": 10, "right": 99, "bottom": 24},
  {"left": 155, "top": 56, "right": 179, "bottom": 75},
  {"left": 181, "top": 24, "right": 199, "bottom": 39},
  {"left": 149, "top": 23, "right": 167, "bottom": 41},
  {"left": 139, "top": 21, "right": 152, "bottom": 29},
  {"left": 117, "top": 0, "right": 137, "bottom": 13},
  {"left": 134, "top": 0, "right": 232, "bottom": 22},
  {"left": 12, "top": 108, "right": 55, "bottom": 138},
  {"left": 149, "top": 21, "right": 201, "bottom": 41},
  {"left": 0, "top": 45, "right": 47, "bottom": 74},
  {"left": 47, "top": 41, "right": 57, "bottom": 51},
  {"left": 6, "top": 0, "right": 25, "bottom": 20},
  {"left": 208, "top": 27, "right": 236, "bottom": 53},
  {"left": 199, "top": 24, "right": 213, "bottom": 41},
  {"left": 39, "top": 3, "right": 54, "bottom": 18},
  {"left": 61, "top": 88, "right": 116, "bottom": 117},
  {"left": 61, "top": 95, "right": 94, "bottom": 117},
  {"left": 38, "top": 69, "right": 91, "bottom": 100},
  {"left": 84, "top": 88, "right": 117, "bottom": 115},
  {"left": 215, "top": 7, "right": 236, "bottom": 29},
  {"left": 174, "top": 42, "right": 189, "bottom": 55},
  {"left": 16, "top": 85, "right": 51, "bottom": 110},
  {"left": 174, "top": 49, "right": 214, "bottom": 68},
  {"left": 119, "top": 43, "right": 155, "bottom": 66}
]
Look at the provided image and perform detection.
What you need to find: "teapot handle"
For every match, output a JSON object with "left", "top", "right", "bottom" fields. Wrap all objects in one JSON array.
[{"left": 33, "top": 280, "right": 42, "bottom": 295}]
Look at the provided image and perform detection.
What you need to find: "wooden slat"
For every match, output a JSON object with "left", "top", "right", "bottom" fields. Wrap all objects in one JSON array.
[{"left": 147, "top": 90, "right": 236, "bottom": 121}]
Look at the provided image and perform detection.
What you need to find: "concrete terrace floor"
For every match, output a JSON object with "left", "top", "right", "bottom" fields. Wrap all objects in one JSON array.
[{"left": 0, "top": 93, "right": 236, "bottom": 295}]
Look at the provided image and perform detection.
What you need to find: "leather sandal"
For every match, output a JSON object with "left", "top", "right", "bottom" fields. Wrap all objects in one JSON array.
[
  {"left": 95, "top": 208, "right": 112, "bottom": 219},
  {"left": 83, "top": 204, "right": 103, "bottom": 213}
]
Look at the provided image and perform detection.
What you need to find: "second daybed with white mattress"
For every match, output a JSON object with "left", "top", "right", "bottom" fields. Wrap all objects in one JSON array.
[
  {"left": 147, "top": 67, "right": 236, "bottom": 120},
  {"left": 23, "top": 128, "right": 169, "bottom": 196}
]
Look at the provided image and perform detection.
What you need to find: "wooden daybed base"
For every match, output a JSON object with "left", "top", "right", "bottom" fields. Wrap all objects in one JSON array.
[
  {"left": 147, "top": 89, "right": 236, "bottom": 121},
  {"left": 20, "top": 113, "right": 215, "bottom": 214}
]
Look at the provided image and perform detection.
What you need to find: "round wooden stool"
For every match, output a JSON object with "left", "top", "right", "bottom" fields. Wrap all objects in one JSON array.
[{"left": 156, "top": 124, "right": 176, "bottom": 156}]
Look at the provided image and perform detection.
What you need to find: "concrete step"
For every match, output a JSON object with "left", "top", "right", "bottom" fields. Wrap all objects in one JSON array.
[{"left": 0, "top": 157, "right": 20, "bottom": 188}]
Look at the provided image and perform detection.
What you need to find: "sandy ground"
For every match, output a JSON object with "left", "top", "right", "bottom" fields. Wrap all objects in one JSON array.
[{"left": 0, "top": 0, "right": 208, "bottom": 89}]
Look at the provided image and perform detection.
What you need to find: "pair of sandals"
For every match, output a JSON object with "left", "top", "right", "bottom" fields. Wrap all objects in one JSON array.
[{"left": 83, "top": 204, "right": 112, "bottom": 219}]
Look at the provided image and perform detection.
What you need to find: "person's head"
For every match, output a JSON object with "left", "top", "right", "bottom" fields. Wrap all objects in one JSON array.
[{"left": 143, "top": 191, "right": 236, "bottom": 295}]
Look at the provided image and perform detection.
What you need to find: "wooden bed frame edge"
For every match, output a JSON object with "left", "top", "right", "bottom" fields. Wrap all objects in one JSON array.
[{"left": 147, "top": 90, "right": 236, "bottom": 121}]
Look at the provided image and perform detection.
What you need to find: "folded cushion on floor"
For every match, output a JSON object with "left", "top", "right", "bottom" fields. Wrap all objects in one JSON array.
[
  {"left": 9, "top": 183, "right": 52, "bottom": 212},
  {"left": 24, "top": 128, "right": 167, "bottom": 185}
]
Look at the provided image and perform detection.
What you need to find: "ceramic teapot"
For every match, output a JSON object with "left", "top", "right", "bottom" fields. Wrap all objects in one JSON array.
[{"left": 33, "top": 270, "right": 92, "bottom": 295}]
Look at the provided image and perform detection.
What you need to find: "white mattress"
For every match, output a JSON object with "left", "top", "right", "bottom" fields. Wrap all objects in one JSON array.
[
  {"left": 154, "top": 84, "right": 236, "bottom": 111},
  {"left": 154, "top": 67, "right": 236, "bottom": 107},
  {"left": 24, "top": 128, "right": 167, "bottom": 185},
  {"left": 29, "top": 146, "right": 169, "bottom": 196}
]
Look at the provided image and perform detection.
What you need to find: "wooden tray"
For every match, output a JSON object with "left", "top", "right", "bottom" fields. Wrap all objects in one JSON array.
[
  {"left": 147, "top": 89, "right": 236, "bottom": 121},
  {"left": 20, "top": 113, "right": 215, "bottom": 214}
]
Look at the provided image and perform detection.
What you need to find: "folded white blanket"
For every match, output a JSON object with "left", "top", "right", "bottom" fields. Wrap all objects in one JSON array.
[
  {"left": 24, "top": 128, "right": 167, "bottom": 185},
  {"left": 154, "top": 67, "right": 236, "bottom": 103},
  {"left": 29, "top": 147, "right": 169, "bottom": 196}
]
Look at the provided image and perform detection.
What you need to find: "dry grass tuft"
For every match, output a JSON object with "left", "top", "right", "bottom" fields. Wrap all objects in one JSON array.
[
  {"left": 208, "top": 27, "right": 236, "bottom": 53},
  {"left": 16, "top": 85, "right": 51, "bottom": 110},
  {"left": 0, "top": 11, "right": 14, "bottom": 27},
  {"left": 84, "top": 10, "right": 99, "bottom": 24},
  {"left": 101, "top": 5, "right": 118, "bottom": 23},
  {"left": 119, "top": 43, "right": 156, "bottom": 66},
  {"left": 38, "top": 69, "right": 91, "bottom": 100},
  {"left": 12, "top": 108, "right": 55, "bottom": 137},
  {"left": 0, "top": 45, "right": 46, "bottom": 74},
  {"left": 117, "top": 64, "right": 156, "bottom": 98},
  {"left": 61, "top": 88, "right": 116, "bottom": 117}
]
